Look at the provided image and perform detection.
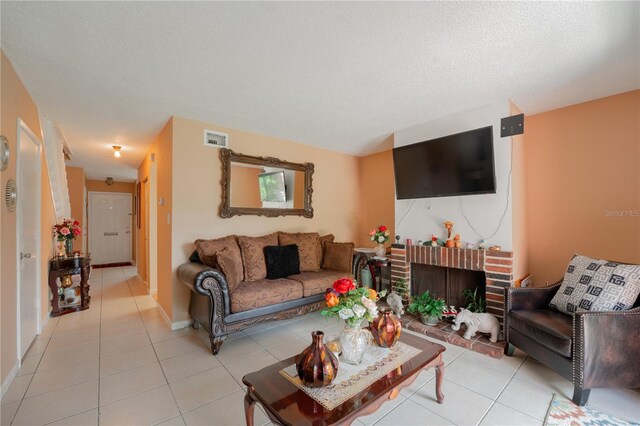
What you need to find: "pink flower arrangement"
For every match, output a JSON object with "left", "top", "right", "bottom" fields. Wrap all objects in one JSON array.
[
  {"left": 53, "top": 219, "right": 81, "bottom": 242},
  {"left": 369, "top": 225, "right": 390, "bottom": 244}
]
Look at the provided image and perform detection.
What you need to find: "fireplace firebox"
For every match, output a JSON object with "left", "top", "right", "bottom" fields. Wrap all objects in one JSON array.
[{"left": 411, "top": 264, "right": 486, "bottom": 311}]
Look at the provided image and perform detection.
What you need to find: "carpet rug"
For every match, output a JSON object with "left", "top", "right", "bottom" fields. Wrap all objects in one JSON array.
[{"left": 544, "top": 394, "right": 638, "bottom": 426}]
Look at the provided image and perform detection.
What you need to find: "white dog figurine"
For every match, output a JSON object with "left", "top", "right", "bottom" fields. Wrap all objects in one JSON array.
[
  {"left": 451, "top": 308, "right": 500, "bottom": 343},
  {"left": 386, "top": 292, "right": 404, "bottom": 316}
]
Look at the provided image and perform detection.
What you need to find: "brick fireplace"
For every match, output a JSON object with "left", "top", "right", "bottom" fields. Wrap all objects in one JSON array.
[{"left": 390, "top": 244, "right": 515, "bottom": 321}]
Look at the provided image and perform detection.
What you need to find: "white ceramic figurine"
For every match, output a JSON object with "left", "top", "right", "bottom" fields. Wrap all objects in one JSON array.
[
  {"left": 386, "top": 292, "right": 404, "bottom": 316},
  {"left": 451, "top": 308, "right": 500, "bottom": 343}
]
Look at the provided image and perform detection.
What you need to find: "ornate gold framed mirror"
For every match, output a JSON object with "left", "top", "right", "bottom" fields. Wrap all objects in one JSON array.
[{"left": 220, "top": 148, "right": 314, "bottom": 218}]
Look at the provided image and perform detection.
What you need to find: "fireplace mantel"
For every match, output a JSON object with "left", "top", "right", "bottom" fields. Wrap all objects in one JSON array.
[{"left": 390, "top": 244, "right": 514, "bottom": 320}]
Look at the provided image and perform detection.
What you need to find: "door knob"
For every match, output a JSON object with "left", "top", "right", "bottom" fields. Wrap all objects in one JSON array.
[{"left": 20, "top": 252, "right": 32, "bottom": 260}]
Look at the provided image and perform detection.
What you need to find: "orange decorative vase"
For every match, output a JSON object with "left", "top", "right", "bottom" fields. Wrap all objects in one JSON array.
[
  {"left": 371, "top": 308, "right": 402, "bottom": 348},
  {"left": 296, "top": 331, "right": 339, "bottom": 388}
]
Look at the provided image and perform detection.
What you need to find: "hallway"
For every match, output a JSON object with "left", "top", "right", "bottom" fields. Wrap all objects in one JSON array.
[{"left": 0, "top": 266, "right": 273, "bottom": 425}]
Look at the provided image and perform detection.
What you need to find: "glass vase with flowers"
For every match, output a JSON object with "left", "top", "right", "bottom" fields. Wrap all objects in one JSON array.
[
  {"left": 53, "top": 219, "right": 81, "bottom": 257},
  {"left": 322, "top": 278, "right": 386, "bottom": 364},
  {"left": 369, "top": 225, "right": 390, "bottom": 258}
]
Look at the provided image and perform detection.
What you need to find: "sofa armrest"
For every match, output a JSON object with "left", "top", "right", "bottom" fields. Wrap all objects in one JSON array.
[
  {"left": 177, "top": 262, "right": 231, "bottom": 317},
  {"left": 352, "top": 251, "right": 369, "bottom": 283},
  {"left": 574, "top": 306, "right": 640, "bottom": 390}
]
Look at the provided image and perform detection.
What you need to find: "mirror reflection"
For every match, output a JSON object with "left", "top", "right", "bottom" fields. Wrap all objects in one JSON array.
[
  {"left": 230, "top": 163, "right": 306, "bottom": 209},
  {"left": 220, "top": 148, "right": 314, "bottom": 218}
]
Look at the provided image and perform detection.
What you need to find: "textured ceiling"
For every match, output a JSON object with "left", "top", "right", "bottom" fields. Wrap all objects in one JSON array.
[{"left": 2, "top": 1, "right": 639, "bottom": 181}]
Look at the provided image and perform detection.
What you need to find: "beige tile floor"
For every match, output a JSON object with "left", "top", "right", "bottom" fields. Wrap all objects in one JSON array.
[{"left": 1, "top": 266, "right": 638, "bottom": 425}]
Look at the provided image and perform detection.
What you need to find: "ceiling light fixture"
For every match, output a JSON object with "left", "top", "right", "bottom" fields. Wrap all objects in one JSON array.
[{"left": 112, "top": 145, "right": 122, "bottom": 158}]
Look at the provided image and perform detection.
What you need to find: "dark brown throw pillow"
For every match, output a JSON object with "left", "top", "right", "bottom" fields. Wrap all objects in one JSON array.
[
  {"left": 216, "top": 247, "right": 244, "bottom": 292},
  {"left": 264, "top": 245, "right": 300, "bottom": 279},
  {"left": 317, "top": 234, "right": 335, "bottom": 266},
  {"left": 237, "top": 233, "right": 278, "bottom": 281},
  {"left": 322, "top": 241, "right": 355, "bottom": 273},
  {"left": 194, "top": 235, "right": 241, "bottom": 269},
  {"left": 278, "top": 232, "right": 320, "bottom": 272}
]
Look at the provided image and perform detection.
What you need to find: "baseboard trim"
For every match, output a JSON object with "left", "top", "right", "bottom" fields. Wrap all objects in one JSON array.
[
  {"left": 1, "top": 361, "right": 20, "bottom": 400},
  {"left": 157, "top": 303, "right": 172, "bottom": 327},
  {"left": 171, "top": 320, "right": 191, "bottom": 331},
  {"left": 40, "top": 311, "right": 50, "bottom": 334}
]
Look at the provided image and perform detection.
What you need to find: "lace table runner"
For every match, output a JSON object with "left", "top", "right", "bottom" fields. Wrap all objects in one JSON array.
[{"left": 279, "top": 342, "right": 421, "bottom": 410}]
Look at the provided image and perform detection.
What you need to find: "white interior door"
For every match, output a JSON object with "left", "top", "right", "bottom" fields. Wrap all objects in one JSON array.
[
  {"left": 17, "top": 119, "right": 42, "bottom": 359},
  {"left": 89, "top": 192, "right": 132, "bottom": 265}
]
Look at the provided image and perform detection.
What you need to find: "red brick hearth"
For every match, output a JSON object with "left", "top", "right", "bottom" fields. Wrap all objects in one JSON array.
[
  {"left": 389, "top": 244, "right": 515, "bottom": 357},
  {"left": 390, "top": 244, "right": 514, "bottom": 320}
]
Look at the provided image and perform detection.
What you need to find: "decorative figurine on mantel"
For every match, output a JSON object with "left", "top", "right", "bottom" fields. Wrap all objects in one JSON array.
[
  {"left": 451, "top": 308, "right": 500, "bottom": 343},
  {"left": 443, "top": 221, "right": 456, "bottom": 248}
]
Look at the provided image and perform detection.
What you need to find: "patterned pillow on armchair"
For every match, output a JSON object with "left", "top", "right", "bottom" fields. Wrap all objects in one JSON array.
[{"left": 549, "top": 254, "right": 640, "bottom": 315}]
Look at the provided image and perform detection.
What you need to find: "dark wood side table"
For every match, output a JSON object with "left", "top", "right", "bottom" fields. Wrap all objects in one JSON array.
[
  {"left": 242, "top": 333, "right": 445, "bottom": 426},
  {"left": 369, "top": 258, "right": 391, "bottom": 293},
  {"left": 48, "top": 256, "right": 91, "bottom": 317}
]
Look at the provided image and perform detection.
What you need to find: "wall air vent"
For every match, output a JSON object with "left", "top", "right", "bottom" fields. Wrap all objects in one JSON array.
[{"left": 204, "top": 129, "right": 229, "bottom": 148}]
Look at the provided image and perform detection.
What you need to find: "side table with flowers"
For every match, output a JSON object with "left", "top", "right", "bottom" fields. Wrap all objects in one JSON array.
[
  {"left": 369, "top": 225, "right": 390, "bottom": 258},
  {"left": 322, "top": 278, "right": 387, "bottom": 365}
]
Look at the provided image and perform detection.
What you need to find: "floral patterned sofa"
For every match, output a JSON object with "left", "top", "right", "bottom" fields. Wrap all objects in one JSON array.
[{"left": 177, "top": 232, "right": 367, "bottom": 354}]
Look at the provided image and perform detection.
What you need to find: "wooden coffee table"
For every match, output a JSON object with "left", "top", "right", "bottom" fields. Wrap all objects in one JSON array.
[{"left": 242, "top": 332, "right": 445, "bottom": 425}]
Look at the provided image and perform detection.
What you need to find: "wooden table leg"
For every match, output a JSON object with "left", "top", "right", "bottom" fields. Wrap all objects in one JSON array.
[
  {"left": 434, "top": 361, "right": 445, "bottom": 404},
  {"left": 244, "top": 391, "right": 256, "bottom": 426}
]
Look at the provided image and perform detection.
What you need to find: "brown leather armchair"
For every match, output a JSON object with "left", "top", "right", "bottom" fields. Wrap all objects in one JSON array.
[{"left": 503, "top": 281, "right": 640, "bottom": 406}]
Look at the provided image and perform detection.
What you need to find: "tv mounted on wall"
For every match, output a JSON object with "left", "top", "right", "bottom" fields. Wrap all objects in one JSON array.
[{"left": 393, "top": 126, "right": 496, "bottom": 199}]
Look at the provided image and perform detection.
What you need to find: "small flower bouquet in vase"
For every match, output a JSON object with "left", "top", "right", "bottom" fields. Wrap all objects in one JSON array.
[
  {"left": 53, "top": 219, "right": 81, "bottom": 257},
  {"left": 322, "top": 278, "right": 386, "bottom": 365},
  {"left": 369, "top": 225, "right": 390, "bottom": 258}
]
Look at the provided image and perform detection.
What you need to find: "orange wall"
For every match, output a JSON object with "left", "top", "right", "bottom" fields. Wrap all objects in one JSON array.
[
  {"left": 137, "top": 120, "right": 173, "bottom": 319},
  {"left": 230, "top": 165, "right": 262, "bottom": 207},
  {"left": 357, "top": 146, "right": 396, "bottom": 248},
  {"left": 526, "top": 90, "right": 640, "bottom": 285},
  {"left": 170, "top": 116, "right": 362, "bottom": 323},
  {"left": 65, "top": 166, "right": 86, "bottom": 252},
  {"left": 1, "top": 50, "right": 54, "bottom": 386},
  {"left": 86, "top": 179, "right": 136, "bottom": 262}
]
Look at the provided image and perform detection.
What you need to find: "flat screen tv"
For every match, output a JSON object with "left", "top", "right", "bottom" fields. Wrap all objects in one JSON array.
[
  {"left": 258, "top": 171, "right": 286, "bottom": 203},
  {"left": 393, "top": 126, "right": 496, "bottom": 199}
]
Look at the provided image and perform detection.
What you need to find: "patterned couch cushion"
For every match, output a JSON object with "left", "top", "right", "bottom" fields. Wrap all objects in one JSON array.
[
  {"left": 549, "top": 254, "right": 640, "bottom": 315},
  {"left": 230, "top": 278, "right": 303, "bottom": 313},
  {"left": 194, "top": 235, "right": 241, "bottom": 269},
  {"left": 278, "top": 232, "right": 321, "bottom": 272},
  {"left": 216, "top": 247, "right": 244, "bottom": 293},
  {"left": 237, "top": 233, "right": 278, "bottom": 282},
  {"left": 288, "top": 270, "right": 353, "bottom": 297}
]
